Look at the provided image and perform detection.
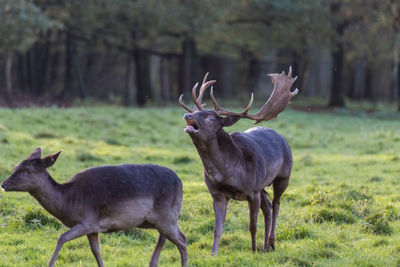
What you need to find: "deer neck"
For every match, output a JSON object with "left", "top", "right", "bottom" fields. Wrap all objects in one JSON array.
[
  {"left": 193, "top": 129, "right": 243, "bottom": 183},
  {"left": 29, "top": 173, "right": 66, "bottom": 219}
]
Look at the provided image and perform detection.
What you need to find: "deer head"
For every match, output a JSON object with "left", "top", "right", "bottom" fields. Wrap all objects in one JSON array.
[
  {"left": 179, "top": 67, "right": 298, "bottom": 141},
  {"left": 1, "top": 147, "right": 61, "bottom": 192}
]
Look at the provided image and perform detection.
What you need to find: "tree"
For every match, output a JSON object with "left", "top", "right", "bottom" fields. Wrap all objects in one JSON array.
[{"left": 0, "top": 0, "right": 57, "bottom": 102}]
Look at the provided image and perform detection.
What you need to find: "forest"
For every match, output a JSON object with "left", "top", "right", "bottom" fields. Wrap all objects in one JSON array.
[{"left": 1, "top": 0, "right": 400, "bottom": 108}]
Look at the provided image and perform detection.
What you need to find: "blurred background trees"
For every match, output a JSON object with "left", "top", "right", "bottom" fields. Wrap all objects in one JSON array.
[{"left": 0, "top": 0, "right": 399, "bottom": 109}]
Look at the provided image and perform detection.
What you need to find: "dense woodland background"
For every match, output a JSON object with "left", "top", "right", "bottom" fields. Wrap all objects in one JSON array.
[{"left": 1, "top": 0, "right": 400, "bottom": 109}]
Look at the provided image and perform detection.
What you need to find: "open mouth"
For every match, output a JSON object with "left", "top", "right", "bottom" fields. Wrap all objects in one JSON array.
[
  {"left": 1, "top": 183, "right": 7, "bottom": 191},
  {"left": 184, "top": 120, "right": 199, "bottom": 134}
]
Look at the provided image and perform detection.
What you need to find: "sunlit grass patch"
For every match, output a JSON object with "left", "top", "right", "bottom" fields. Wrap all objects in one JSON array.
[{"left": 0, "top": 107, "right": 399, "bottom": 266}]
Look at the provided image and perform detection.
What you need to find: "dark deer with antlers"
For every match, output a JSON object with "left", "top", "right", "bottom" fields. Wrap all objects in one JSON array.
[{"left": 179, "top": 67, "right": 298, "bottom": 254}]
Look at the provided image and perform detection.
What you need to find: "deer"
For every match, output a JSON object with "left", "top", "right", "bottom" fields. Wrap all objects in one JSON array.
[
  {"left": 1, "top": 147, "right": 187, "bottom": 267},
  {"left": 178, "top": 67, "right": 298, "bottom": 255}
]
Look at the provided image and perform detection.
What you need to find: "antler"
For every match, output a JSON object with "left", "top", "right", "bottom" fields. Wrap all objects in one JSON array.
[
  {"left": 179, "top": 73, "right": 216, "bottom": 112},
  {"left": 211, "top": 66, "right": 298, "bottom": 124}
]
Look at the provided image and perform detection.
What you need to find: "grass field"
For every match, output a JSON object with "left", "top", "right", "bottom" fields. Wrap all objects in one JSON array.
[{"left": 0, "top": 106, "right": 399, "bottom": 266}]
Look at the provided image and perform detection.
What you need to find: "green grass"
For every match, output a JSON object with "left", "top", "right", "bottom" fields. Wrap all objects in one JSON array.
[{"left": 0, "top": 106, "right": 399, "bottom": 266}]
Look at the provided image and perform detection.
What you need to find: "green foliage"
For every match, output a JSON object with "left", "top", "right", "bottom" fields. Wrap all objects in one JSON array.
[
  {"left": 24, "top": 208, "right": 62, "bottom": 230},
  {"left": 363, "top": 212, "right": 394, "bottom": 235},
  {"left": 312, "top": 208, "right": 356, "bottom": 224},
  {"left": 0, "top": 0, "right": 59, "bottom": 53},
  {"left": 0, "top": 107, "right": 399, "bottom": 266},
  {"left": 277, "top": 222, "right": 313, "bottom": 241},
  {"left": 75, "top": 150, "right": 103, "bottom": 162}
]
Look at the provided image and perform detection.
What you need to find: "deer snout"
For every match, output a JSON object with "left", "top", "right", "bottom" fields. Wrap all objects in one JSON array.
[
  {"left": 1, "top": 181, "right": 7, "bottom": 191},
  {"left": 183, "top": 113, "right": 192, "bottom": 121}
]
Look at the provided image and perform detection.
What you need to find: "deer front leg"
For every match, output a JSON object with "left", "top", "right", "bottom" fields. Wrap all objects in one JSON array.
[
  {"left": 248, "top": 193, "right": 261, "bottom": 252},
  {"left": 260, "top": 190, "right": 272, "bottom": 252},
  {"left": 87, "top": 233, "right": 104, "bottom": 267},
  {"left": 48, "top": 224, "right": 90, "bottom": 267},
  {"left": 211, "top": 195, "right": 228, "bottom": 256}
]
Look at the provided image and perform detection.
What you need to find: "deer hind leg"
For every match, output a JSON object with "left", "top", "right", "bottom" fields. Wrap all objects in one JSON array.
[
  {"left": 260, "top": 190, "right": 272, "bottom": 252},
  {"left": 268, "top": 177, "right": 289, "bottom": 251},
  {"left": 248, "top": 193, "right": 261, "bottom": 252},
  {"left": 157, "top": 224, "right": 187, "bottom": 267},
  {"left": 87, "top": 233, "right": 104, "bottom": 267},
  {"left": 149, "top": 233, "right": 166, "bottom": 267}
]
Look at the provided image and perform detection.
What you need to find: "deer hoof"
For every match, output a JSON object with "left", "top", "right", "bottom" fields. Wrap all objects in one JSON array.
[
  {"left": 265, "top": 244, "right": 275, "bottom": 252},
  {"left": 265, "top": 238, "right": 275, "bottom": 252}
]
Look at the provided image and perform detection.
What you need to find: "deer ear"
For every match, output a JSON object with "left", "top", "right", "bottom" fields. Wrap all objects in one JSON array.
[
  {"left": 28, "top": 147, "right": 42, "bottom": 159},
  {"left": 42, "top": 151, "right": 62, "bottom": 168},
  {"left": 221, "top": 115, "right": 241, "bottom": 127}
]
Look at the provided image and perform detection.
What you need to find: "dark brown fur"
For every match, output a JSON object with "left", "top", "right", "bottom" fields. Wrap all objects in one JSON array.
[
  {"left": 1, "top": 148, "right": 187, "bottom": 267},
  {"left": 183, "top": 111, "right": 292, "bottom": 255}
]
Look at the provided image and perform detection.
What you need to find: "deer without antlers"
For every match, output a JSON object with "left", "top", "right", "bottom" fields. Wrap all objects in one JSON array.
[
  {"left": 179, "top": 67, "right": 298, "bottom": 254},
  {"left": 1, "top": 148, "right": 187, "bottom": 267}
]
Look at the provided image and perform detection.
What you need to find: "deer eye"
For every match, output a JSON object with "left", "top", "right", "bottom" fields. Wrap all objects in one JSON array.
[{"left": 206, "top": 115, "right": 216, "bottom": 124}]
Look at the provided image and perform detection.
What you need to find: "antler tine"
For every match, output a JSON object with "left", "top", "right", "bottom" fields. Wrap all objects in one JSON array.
[
  {"left": 243, "top": 66, "right": 298, "bottom": 123},
  {"left": 242, "top": 93, "right": 254, "bottom": 114},
  {"left": 212, "top": 88, "right": 255, "bottom": 117},
  {"left": 191, "top": 82, "right": 203, "bottom": 110},
  {"left": 196, "top": 72, "right": 209, "bottom": 105},
  {"left": 210, "top": 86, "right": 220, "bottom": 111},
  {"left": 179, "top": 94, "right": 193, "bottom": 113},
  {"left": 197, "top": 80, "right": 216, "bottom": 104},
  {"left": 177, "top": 73, "right": 217, "bottom": 113},
  {"left": 202, "top": 72, "right": 210, "bottom": 88},
  {"left": 196, "top": 73, "right": 216, "bottom": 108}
]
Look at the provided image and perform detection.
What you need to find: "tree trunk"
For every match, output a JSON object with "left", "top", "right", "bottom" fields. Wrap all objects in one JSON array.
[
  {"left": 365, "top": 66, "right": 373, "bottom": 100},
  {"left": 57, "top": 31, "right": 74, "bottom": 100},
  {"left": 28, "top": 49, "right": 37, "bottom": 95},
  {"left": 5, "top": 52, "right": 13, "bottom": 101},
  {"left": 124, "top": 55, "right": 134, "bottom": 106},
  {"left": 49, "top": 31, "right": 63, "bottom": 92},
  {"left": 179, "top": 38, "right": 197, "bottom": 96},
  {"left": 290, "top": 51, "right": 308, "bottom": 96},
  {"left": 329, "top": 23, "right": 345, "bottom": 107},
  {"left": 160, "top": 55, "right": 172, "bottom": 100},
  {"left": 134, "top": 47, "right": 151, "bottom": 106},
  {"left": 72, "top": 55, "right": 88, "bottom": 99},
  {"left": 32, "top": 39, "right": 50, "bottom": 96},
  {"left": 397, "top": 58, "right": 400, "bottom": 111},
  {"left": 350, "top": 58, "right": 366, "bottom": 100},
  {"left": 298, "top": 58, "right": 310, "bottom": 96},
  {"left": 393, "top": 30, "right": 400, "bottom": 111},
  {"left": 49, "top": 47, "right": 60, "bottom": 90},
  {"left": 329, "top": 44, "right": 345, "bottom": 106},
  {"left": 218, "top": 57, "right": 237, "bottom": 98},
  {"left": 247, "top": 58, "right": 260, "bottom": 94},
  {"left": 201, "top": 55, "right": 237, "bottom": 98},
  {"left": 150, "top": 55, "right": 161, "bottom": 100},
  {"left": 17, "top": 53, "right": 27, "bottom": 93}
]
